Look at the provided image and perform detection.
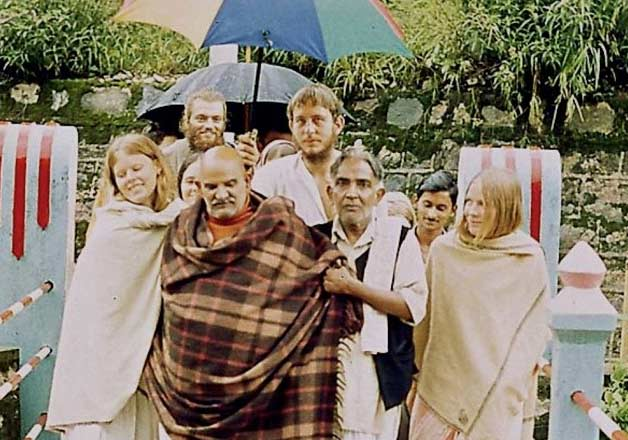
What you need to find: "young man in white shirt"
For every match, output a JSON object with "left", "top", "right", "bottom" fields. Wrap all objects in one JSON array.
[{"left": 252, "top": 84, "right": 345, "bottom": 225}]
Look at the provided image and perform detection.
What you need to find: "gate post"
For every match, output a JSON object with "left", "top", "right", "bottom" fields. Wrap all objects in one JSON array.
[
  {"left": 548, "top": 241, "right": 618, "bottom": 440},
  {"left": 0, "top": 122, "right": 77, "bottom": 438}
]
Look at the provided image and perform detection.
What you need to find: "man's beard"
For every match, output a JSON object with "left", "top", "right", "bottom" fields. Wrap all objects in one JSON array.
[
  {"left": 189, "top": 128, "right": 224, "bottom": 151},
  {"left": 300, "top": 136, "right": 337, "bottom": 164}
]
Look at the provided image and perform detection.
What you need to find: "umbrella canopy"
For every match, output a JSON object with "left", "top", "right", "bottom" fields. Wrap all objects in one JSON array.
[
  {"left": 115, "top": 0, "right": 413, "bottom": 62},
  {"left": 140, "top": 62, "right": 312, "bottom": 119},
  {"left": 138, "top": 62, "right": 313, "bottom": 134}
]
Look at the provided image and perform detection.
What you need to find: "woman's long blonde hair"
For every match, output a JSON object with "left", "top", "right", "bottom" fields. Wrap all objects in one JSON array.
[
  {"left": 457, "top": 168, "right": 523, "bottom": 244},
  {"left": 93, "top": 134, "right": 175, "bottom": 212}
]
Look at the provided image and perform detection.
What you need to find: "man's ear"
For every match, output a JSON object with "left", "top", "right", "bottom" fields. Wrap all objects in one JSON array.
[
  {"left": 326, "top": 183, "right": 334, "bottom": 200},
  {"left": 334, "top": 115, "right": 345, "bottom": 135},
  {"left": 375, "top": 187, "right": 385, "bottom": 203}
]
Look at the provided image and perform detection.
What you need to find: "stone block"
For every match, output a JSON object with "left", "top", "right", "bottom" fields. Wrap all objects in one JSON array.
[
  {"left": 383, "top": 173, "right": 406, "bottom": 192},
  {"left": 80, "top": 87, "right": 131, "bottom": 115},
  {"left": 564, "top": 151, "right": 622, "bottom": 175},
  {"left": 428, "top": 101, "right": 448, "bottom": 125},
  {"left": 353, "top": 98, "right": 379, "bottom": 113},
  {"left": 566, "top": 102, "right": 615, "bottom": 135},
  {"left": 561, "top": 152, "right": 584, "bottom": 175},
  {"left": 452, "top": 103, "right": 471, "bottom": 126},
  {"left": 431, "top": 139, "right": 461, "bottom": 171},
  {"left": 10, "top": 84, "right": 40, "bottom": 105},
  {"left": 386, "top": 98, "right": 424, "bottom": 129},
  {"left": 582, "top": 178, "right": 628, "bottom": 205},
  {"left": 480, "top": 105, "right": 515, "bottom": 127}
]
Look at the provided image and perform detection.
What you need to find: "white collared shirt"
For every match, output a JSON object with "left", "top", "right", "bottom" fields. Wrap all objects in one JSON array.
[
  {"left": 331, "top": 216, "right": 428, "bottom": 436},
  {"left": 251, "top": 153, "right": 328, "bottom": 226}
]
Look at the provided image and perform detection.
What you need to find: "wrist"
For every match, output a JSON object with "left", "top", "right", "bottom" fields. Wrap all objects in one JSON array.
[{"left": 346, "top": 278, "right": 363, "bottom": 298}]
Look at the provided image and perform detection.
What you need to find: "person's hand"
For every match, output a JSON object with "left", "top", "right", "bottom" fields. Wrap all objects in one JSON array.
[
  {"left": 236, "top": 131, "right": 260, "bottom": 168},
  {"left": 324, "top": 265, "right": 357, "bottom": 295}
]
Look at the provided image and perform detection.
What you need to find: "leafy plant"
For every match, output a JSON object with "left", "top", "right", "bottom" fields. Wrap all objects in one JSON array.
[
  {"left": 603, "top": 363, "right": 628, "bottom": 430},
  {"left": 0, "top": 0, "right": 209, "bottom": 79},
  {"left": 403, "top": 0, "right": 628, "bottom": 127}
]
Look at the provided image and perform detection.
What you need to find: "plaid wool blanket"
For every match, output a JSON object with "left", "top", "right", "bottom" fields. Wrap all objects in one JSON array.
[{"left": 144, "top": 195, "right": 362, "bottom": 439}]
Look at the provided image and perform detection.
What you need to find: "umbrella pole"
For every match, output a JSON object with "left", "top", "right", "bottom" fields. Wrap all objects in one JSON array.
[{"left": 248, "top": 48, "right": 264, "bottom": 132}]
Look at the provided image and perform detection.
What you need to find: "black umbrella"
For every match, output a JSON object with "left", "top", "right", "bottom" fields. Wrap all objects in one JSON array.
[{"left": 138, "top": 62, "right": 312, "bottom": 134}]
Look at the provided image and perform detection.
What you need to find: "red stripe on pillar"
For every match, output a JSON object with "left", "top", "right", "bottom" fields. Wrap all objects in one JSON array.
[
  {"left": 12, "top": 125, "right": 29, "bottom": 259},
  {"left": 530, "top": 149, "right": 543, "bottom": 241},
  {"left": 481, "top": 148, "right": 492, "bottom": 169},
  {"left": 504, "top": 147, "right": 516, "bottom": 171},
  {"left": 37, "top": 127, "right": 53, "bottom": 229}
]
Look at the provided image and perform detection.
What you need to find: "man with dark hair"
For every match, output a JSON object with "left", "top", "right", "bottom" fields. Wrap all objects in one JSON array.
[
  {"left": 414, "top": 170, "right": 457, "bottom": 262},
  {"left": 163, "top": 89, "right": 259, "bottom": 173},
  {"left": 252, "top": 83, "right": 345, "bottom": 225},
  {"left": 146, "top": 146, "right": 361, "bottom": 439},
  {"left": 318, "top": 145, "right": 427, "bottom": 439},
  {"left": 406, "top": 170, "right": 458, "bottom": 412}
]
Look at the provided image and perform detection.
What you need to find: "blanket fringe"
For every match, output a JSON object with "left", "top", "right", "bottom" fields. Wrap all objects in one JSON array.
[{"left": 333, "top": 335, "right": 356, "bottom": 438}]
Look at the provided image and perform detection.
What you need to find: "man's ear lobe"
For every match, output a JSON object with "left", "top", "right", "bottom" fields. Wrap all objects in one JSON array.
[
  {"left": 375, "top": 187, "right": 385, "bottom": 203},
  {"left": 326, "top": 183, "right": 334, "bottom": 199},
  {"left": 335, "top": 115, "right": 345, "bottom": 133}
]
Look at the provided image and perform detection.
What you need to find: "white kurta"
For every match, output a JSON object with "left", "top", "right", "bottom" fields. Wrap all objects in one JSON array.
[
  {"left": 331, "top": 217, "right": 428, "bottom": 439},
  {"left": 252, "top": 152, "right": 328, "bottom": 226}
]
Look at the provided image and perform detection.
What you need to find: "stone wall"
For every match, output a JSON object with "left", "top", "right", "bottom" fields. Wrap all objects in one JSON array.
[{"left": 1, "top": 77, "right": 626, "bottom": 356}]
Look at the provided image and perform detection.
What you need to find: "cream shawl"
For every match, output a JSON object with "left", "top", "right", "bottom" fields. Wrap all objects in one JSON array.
[
  {"left": 47, "top": 199, "right": 183, "bottom": 429},
  {"left": 416, "top": 230, "right": 550, "bottom": 439}
]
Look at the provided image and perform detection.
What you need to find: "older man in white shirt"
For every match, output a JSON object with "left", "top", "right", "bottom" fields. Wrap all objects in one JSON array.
[
  {"left": 252, "top": 83, "right": 344, "bottom": 226},
  {"left": 316, "top": 146, "right": 428, "bottom": 440}
]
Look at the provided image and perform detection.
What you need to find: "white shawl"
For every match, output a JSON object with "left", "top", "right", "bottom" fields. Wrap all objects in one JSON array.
[{"left": 47, "top": 199, "right": 183, "bottom": 429}]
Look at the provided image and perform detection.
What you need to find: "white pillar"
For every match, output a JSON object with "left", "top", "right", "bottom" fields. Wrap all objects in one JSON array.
[{"left": 209, "top": 44, "right": 238, "bottom": 66}]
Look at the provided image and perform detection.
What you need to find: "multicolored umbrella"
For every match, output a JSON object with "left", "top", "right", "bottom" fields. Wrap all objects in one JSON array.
[{"left": 114, "top": 0, "right": 413, "bottom": 62}]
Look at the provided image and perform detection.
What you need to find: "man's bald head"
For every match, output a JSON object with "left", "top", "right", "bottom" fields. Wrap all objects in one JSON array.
[
  {"left": 197, "top": 146, "right": 250, "bottom": 219},
  {"left": 201, "top": 146, "right": 246, "bottom": 175}
]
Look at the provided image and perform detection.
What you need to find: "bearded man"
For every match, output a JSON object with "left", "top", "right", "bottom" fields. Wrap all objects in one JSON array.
[
  {"left": 163, "top": 89, "right": 259, "bottom": 173},
  {"left": 252, "top": 84, "right": 345, "bottom": 226}
]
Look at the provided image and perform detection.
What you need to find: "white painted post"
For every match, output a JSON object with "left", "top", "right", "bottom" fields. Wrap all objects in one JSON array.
[
  {"left": 209, "top": 44, "right": 238, "bottom": 66},
  {"left": 548, "top": 241, "right": 618, "bottom": 440}
]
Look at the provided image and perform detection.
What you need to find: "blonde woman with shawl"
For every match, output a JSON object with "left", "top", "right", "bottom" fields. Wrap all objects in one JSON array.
[
  {"left": 410, "top": 168, "right": 550, "bottom": 440},
  {"left": 47, "top": 134, "right": 184, "bottom": 439}
]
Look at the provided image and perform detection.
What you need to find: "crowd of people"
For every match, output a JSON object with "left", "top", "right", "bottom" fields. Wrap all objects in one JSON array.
[{"left": 45, "top": 83, "right": 551, "bottom": 440}]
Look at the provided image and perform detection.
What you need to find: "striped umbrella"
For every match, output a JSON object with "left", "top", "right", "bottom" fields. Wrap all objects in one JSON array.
[{"left": 114, "top": 0, "right": 413, "bottom": 62}]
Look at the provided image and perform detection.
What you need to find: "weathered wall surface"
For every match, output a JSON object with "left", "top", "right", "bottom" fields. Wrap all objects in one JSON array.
[{"left": 1, "top": 78, "right": 626, "bottom": 356}]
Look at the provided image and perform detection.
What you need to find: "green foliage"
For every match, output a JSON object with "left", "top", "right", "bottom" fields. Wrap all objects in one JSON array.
[
  {"left": 603, "top": 363, "right": 628, "bottom": 430},
  {"left": 0, "top": 0, "right": 208, "bottom": 79},
  {"left": 403, "top": 0, "right": 628, "bottom": 127},
  {"left": 2, "top": 0, "right": 627, "bottom": 135}
]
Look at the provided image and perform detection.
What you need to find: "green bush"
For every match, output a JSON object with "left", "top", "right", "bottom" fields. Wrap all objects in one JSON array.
[
  {"left": 2, "top": 0, "right": 627, "bottom": 132},
  {"left": 0, "top": 0, "right": 208, "bottom": 79},
  {"left": 274, "top": 0, "right": 628, "bottom": 126},
  {"left": 396, "top": 0, "right": 628, "bottom": 126},
  {"left": 603, "top": 363, "right": 628, "bottom": 430}
]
